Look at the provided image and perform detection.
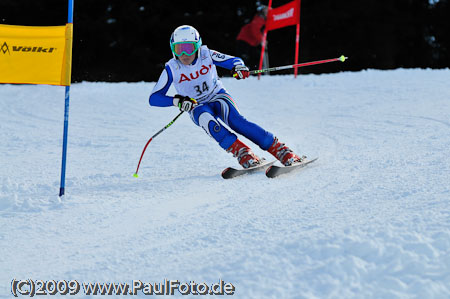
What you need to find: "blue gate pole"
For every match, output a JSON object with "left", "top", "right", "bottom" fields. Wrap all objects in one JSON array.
[{"left": 59, "top": 0, "right": 74, "bottom": 197}]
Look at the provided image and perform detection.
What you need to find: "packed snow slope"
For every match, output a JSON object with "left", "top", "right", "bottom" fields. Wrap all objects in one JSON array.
[{"left": 1, "top": 69, "right": 450, "bottom": 298}]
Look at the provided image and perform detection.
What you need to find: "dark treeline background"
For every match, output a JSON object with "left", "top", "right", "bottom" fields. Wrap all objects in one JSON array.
[{"left": 1, "top": 0, "right": 449, "bottom": 82}]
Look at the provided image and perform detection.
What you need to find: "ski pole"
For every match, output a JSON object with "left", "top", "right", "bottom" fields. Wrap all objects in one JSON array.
[
  {"left": 133, "top": 111, "right": 184, "bottom": 178},
  {"left": 250, "top": 55, "right": 348, "bottom": 75}
]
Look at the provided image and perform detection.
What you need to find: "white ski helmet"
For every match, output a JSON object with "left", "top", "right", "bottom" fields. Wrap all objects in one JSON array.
[{"left": 170, "top": 25, "right": 202, "bottom": 59}]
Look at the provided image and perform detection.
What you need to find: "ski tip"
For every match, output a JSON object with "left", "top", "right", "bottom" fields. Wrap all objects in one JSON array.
[
  {"left": 339, "top": 55, "right": 348, "bottom": 62},
  {"left": 133, "top": 173, "right": 139, "bottom": 178},
  {"left": 221, "top": 168, "right": 231, "bottom": 179}
]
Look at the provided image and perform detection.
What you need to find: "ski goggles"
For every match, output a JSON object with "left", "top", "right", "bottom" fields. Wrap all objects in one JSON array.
[{"left": 171, "top": 42, "right": 199, "bottom": 57}]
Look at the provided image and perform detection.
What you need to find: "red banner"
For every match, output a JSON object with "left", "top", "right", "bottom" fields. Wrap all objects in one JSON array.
[{"left": 266, "top": 0, "right": 300, "bottom": 31}]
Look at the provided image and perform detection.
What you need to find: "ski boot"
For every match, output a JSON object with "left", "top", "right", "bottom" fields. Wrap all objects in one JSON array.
[
  {"left": 267, "top": 137, "right": 304, "bottom": 166},
  {"left": 227, "top": 139, "right": 262, "bottom": 169}
]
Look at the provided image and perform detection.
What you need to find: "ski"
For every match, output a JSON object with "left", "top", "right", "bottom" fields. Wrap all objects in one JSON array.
[
  {"left": 266, "top": 157, "right": 318, "bottom": 178},
  {"left": 222, "top": 159, "right": 276, "bottom": 179}
]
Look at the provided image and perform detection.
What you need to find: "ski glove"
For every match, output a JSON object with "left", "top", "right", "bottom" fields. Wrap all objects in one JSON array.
[
  {"left": 173, "top": 95, "right": 198, "bottom": 112},
  {"left": 232, "top": 65, "right": 250, "bottom": 80}
]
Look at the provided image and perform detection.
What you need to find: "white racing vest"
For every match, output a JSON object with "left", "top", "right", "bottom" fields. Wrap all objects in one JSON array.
[{"left": 166, "top": 45, "right": 225, "bottom": 104}]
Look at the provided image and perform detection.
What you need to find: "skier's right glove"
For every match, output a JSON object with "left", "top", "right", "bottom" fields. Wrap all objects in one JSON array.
[{"left": 173, "top": 94, "right": 198, "bottom": 112}]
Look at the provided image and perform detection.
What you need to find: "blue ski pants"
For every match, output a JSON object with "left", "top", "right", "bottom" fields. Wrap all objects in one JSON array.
[{"left": 190, "top": 93, "right": 274, "bottom": 151}]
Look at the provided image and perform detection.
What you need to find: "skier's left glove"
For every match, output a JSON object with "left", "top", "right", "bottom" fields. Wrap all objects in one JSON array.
[
  {"left": 232, "top": 65, "right": 250, "bottom": 80},
  {"left": 173, "top": 94, "right": 198, "bottom": 112}
]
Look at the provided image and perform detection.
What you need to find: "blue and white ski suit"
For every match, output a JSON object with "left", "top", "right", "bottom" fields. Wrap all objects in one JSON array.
[{"left": 149, "top": 45, "right": 274, "bottom": 151}]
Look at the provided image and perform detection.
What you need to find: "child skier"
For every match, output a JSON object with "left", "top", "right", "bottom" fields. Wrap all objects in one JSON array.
[{"left": 149, "top": 25, "right": 304, "bottom": 169}]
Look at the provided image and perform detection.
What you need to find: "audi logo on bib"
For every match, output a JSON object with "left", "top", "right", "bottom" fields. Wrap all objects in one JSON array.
[{"left": 179, "top": 64, "right": 212, "bottom": 83}]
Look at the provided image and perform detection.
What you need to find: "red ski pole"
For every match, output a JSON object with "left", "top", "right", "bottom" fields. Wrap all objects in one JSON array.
[
  {"left": 250, "top": 55, "right": 348, "bottom": 75},
  {"left": 133, "top": 111, "right": 184, "bottom": 177}
]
